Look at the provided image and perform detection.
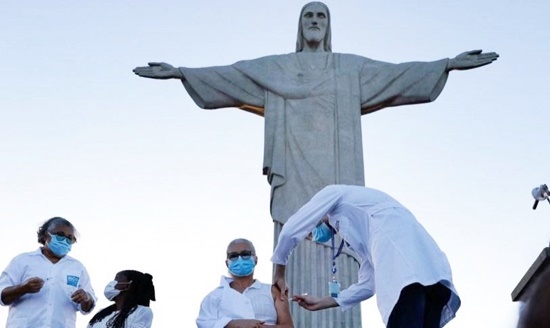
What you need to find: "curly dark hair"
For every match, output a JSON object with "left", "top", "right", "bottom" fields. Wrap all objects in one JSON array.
[
  {"left": 88, "top": 270, "right": 156, "bottom": 328},
  {"left": 36, "top": 217, "right": 77, "bottom": 245}
]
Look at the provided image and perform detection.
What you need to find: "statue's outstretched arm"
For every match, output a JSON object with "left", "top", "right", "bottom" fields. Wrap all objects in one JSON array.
[
  {"left": 132, "top": 62, "right": 184, "bottom": 80},
  {"left": 447, "top": 50, "right": 499, "bottom": 71}
]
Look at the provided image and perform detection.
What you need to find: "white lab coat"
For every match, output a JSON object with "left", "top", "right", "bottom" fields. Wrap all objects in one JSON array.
[
  {"left": 196, "top": 276, "right": 277, "bottom": 328},
  {"left": 271, "top": 184, "right": 461, "bottom": 326},
  {"left": 0, "top": 249, "right": 97, "bottom": 328}
]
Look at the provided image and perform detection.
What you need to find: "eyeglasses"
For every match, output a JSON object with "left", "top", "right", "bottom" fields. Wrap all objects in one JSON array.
[
  {"left": 227, "top": 250, "right": 254, "bottom": 261},
  {"left": 48, "top": 232, "right": 76, "bottom": 245}
]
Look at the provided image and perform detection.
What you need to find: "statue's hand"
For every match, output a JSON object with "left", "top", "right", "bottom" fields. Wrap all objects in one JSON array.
[
  {"left": 132, "top": 62, "right": 182, "bottom": 79},
  {"left": 448, "top": 50, "right": 499, "bottom": 71}
]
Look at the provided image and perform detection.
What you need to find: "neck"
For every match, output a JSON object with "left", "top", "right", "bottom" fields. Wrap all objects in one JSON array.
[
  {"left": 302, "top": 41, "right": 325, "bottom": 53},
  {"left": 40, "top": 246, "right": 61, "bottom": 264},
  {"left": 115, "top": 297, "right": 126, "bottom": 311},
  {"left": 230, "top": 275, "right": 255, "bottom": 293}
]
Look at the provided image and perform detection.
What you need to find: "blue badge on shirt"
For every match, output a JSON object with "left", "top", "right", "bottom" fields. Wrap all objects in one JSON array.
[{"left": 67, "top": 275, "right": 80, "bottom": 287}]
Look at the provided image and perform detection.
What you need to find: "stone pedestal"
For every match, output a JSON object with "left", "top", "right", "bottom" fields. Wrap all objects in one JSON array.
[{"left": 512, "top": 247, "right": 550, "bottom": 302}]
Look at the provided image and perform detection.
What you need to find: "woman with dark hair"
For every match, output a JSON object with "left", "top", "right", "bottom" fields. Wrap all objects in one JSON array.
[
  {"left": 88, "top": 270, "right": 156, "bottom": 328},
  {"left": 0, "top": 216, "right": 97, "bottom": 327}
]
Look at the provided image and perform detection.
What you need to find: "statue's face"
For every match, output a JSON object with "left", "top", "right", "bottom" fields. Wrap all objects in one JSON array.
[{"left": 300, "top": 3, "right": 328, "bottom": 45}]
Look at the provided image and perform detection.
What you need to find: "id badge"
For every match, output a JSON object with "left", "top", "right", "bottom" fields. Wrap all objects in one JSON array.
[{"left": 329, "top": 279, "right": 340, "bottom": 297}]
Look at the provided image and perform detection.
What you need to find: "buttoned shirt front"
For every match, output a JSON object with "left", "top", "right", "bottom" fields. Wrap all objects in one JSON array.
[
  {"left": 196, "top": 276, "right": 277, "bottom": 328},
  {"left": 0, "top": 248, "right": 97, "bottom": 328}
]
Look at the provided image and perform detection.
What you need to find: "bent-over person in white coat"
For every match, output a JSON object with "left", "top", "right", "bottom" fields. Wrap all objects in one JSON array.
[{"left": 271, "top": 184, "right": 460, "bottom": 328}]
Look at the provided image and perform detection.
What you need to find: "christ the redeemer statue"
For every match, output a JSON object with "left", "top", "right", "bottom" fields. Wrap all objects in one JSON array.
[{"left": 133, "top": 2, "right": 498, "bottom": 327}]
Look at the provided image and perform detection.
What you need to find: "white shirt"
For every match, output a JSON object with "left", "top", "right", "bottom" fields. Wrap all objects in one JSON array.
[
  {"left": 0, "top": 248, "right": 97, "bottom": 328},
  {"left": 196, "top": 276, "right": 277, "bottom": 328},
  {"left": 271, "top": 184, "right": 461, "bottom": 326},
  {"left": 86, "top": 305, "right": 153, "bottom": 328}
]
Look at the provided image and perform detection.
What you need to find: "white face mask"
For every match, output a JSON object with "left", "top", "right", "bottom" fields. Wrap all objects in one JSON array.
[
  {"left": 104, "top": 280, "right": 122, "bottom": 301},
  {"left": 103, "top": 280, "right": 132, "bottom": 301}
]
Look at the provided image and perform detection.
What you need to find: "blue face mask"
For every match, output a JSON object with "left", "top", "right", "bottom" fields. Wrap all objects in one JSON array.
[
  {"left": 312, "top": 222, "right": 334, "bottom": 243},
  {"left": 228, "top": 257, "right": 256, "bottom": 277},
  {"left": 47, "top": 232, "right": 72, "bottom": 257}
]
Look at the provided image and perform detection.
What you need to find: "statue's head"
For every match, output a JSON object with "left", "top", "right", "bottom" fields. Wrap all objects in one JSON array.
[{"left": 296, "top": 1, "right": 332, "bottom": 53}]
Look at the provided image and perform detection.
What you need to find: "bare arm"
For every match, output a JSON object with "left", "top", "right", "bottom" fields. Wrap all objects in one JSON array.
[
  {"left": 264, "top": 285, "right": 294, "bottom": 328},
  {"left": 291, "top": 294, "right": 339, "bottom": 311},
  {"left": 132, "top": 62, "right": 184, "bottom": 80},
  {"left": 273, "top": 264, "right": 288, "bottom": 301},
  {"left": 447, "top": 49, "right": 499, "bottom": 71},
  {"left": 1, "top": 277, "right": 44, "bottom": 305}
]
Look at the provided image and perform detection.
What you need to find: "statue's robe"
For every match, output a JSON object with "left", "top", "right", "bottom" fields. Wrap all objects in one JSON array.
[{"left": 180, "top": 52, "right": 449, "bottom": 224}]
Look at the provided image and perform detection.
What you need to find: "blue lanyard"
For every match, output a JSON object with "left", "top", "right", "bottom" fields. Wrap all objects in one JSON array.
[{"left": 331, "top": 237, "right": 345, "bottom": 275}]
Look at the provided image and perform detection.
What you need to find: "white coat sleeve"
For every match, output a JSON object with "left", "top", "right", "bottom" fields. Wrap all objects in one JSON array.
[
  {"left": 77, "top": 264, "right": 97, "bottom": 314},
  {"left": 0, "top": 255, "right": 24, "bottom": 306},
  {"left": 271, "top": 185, "right": 344, "bottom": 265},
  {"left": 335, "top": 258, "right": 375, "bottom": 311},
  {"left": 195, "top": 292, "right": 232, "bottom": 328}
]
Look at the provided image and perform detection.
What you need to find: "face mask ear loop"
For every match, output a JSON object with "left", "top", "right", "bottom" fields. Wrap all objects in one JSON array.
[{"left": 120, "top": 280, "right": 132, "bottom": 292}]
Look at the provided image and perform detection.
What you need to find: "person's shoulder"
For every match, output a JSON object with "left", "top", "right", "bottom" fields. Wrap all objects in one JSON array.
[
  {"left": 60, "top": 255, "right": 89, "bottom": 268},
  {"left": 320, "top": 184, "right": 369, "bottom": 199},
  {"left": 204, "top": 285, "right": 224, "bottom": 296},
  {"left": 329, "top": 184, "right": 367, "bottom": 191},
  {"left": 136, "top": 305, "right": 153, "bottom": 315},
  {"left": 252, "top": 279, "right": 271, "bottom": 290},
  {"left": 339, "top": 184, "right": 377, "bottom": 195},
  {"left": 61, "top": 254, "right": 79, "bottom": 263},
  {"left": 200, "top": 280, "right": 226, "bottom": 301},
  {"left": 129, "top": 305, "right": 153, "bottom": 324},
  {"left": 250, "top": 280, "right": 276, "bottom": 298},
  {"left": 11, "top": 249, "right": 42, "bottom": 261},
  {"left": 320, "top": 184, "right": 346, "bottom": 194}
]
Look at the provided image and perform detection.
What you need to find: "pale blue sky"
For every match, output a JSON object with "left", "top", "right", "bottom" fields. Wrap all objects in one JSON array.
[{"left": 1, "top": 1, "right": 549, "bottom": 327}]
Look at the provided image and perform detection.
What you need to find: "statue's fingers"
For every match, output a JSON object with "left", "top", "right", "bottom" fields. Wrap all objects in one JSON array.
[
  {"left": 478, "top": 52, "right": 498, "bottom": 60},
  {"left": 134, "top": 68, "right": 148, "bottom": 75},
  {"left": 137, "top": 68, "right": 156, "bottom": 76}
]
